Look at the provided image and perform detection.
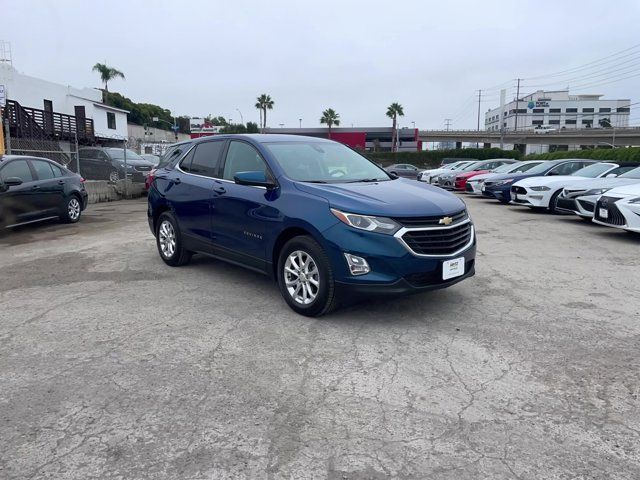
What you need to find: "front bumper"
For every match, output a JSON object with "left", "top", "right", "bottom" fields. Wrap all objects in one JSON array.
[
  {"left": 593, "top": 196, "right": 640, "bottom": 232},
  {"left": 321, "top": 219, "right": 477, "bottom": 300},
  {"left": 482, "top": 185, "right": 511, "bottom": 202},
  {"left": 556, "top": 193, "right": 596, "bottom": 217},
  {"left": 510, "top": 187, "right": 549, "bottom": 207}
]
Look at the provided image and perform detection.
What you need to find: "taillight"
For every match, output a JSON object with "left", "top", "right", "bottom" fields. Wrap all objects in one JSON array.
[{"left": 80, "top": 177, "right": 86, "bottom": 183}]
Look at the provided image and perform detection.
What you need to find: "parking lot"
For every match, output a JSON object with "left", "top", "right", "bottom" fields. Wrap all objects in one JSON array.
[{"left": 1, "top": 196, "right": 639, "bottom": 479}]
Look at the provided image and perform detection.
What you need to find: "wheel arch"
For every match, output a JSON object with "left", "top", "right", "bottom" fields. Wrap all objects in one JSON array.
[{"left": 271, "top": 226, "right": 322, "bottom": 280}]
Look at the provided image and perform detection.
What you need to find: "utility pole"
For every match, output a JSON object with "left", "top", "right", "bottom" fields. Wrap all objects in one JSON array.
[
  {"left": 514, "top": 78, "right": 521, "bottom": 132},
  {"left": 444, "top": 119, "right": 452, "bottom": 131},
  {"left": 476, "top": 89, "right": 482, "bottom": 147},
  {"left": 499, "top": 89, "right": 506, "bottom": 149},
  {"left": 476, "top": 90, "right": 482, "bottom": 131},
  {"left": 299, "top": 118, "right": 302, "bottom": 128}
]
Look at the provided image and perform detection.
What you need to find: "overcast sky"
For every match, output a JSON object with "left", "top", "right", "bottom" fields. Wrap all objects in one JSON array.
[{"left": 4, "top": 0, "right": 640, "bottom": 129}]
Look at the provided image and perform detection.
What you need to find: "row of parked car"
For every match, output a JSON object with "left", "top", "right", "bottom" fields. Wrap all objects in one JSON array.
[{"left": 414, "top": 157, "right": 640, "bottom": 234}]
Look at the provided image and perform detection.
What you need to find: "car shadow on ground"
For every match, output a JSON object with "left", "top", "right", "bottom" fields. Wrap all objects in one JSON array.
[{"left": 182, "top": 253, "right": 469, "bottom": 324}]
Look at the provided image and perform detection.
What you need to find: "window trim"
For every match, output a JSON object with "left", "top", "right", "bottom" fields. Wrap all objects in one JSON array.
[
  {"left": 30, "top": 159, "right": 58, "bottom": 181},
  {"left": 107, "top": 111, "right": 116, "bottom": 130},
  {"left": 182, "top": 139, "right": 228, "bottom": 178}
]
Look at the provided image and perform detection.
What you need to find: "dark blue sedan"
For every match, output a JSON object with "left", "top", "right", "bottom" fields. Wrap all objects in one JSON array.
[
  {"left": 147, "top": 135, "right": 476, "bottom": 316},
  {"left": 482, "top": 159, "right": 596, "bottom": 203}
]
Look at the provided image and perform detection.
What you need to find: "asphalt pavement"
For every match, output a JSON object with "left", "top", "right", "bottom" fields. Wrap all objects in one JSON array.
[{"left": 1, "top": 196, "right": 639, "bottom": 479}]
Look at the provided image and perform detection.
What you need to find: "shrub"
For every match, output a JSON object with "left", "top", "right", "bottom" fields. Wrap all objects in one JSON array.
[
  {"left": 364, "top": 148, "right": 521, "bottom": 168},
  {"left": 525, "top": 147, "right": 640, "bottom": 163}
]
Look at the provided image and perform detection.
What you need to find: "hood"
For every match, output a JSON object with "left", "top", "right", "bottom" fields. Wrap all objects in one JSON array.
[
  {"left": 467, "top": 172, "right": 497, "bottom": 182},
  {"left": 486, "top": 172, "right": 541, "bottom": 183},
  {"left": 115, "top": 158, "right": 154, "bottom": 167},
  {"left": 293, "top": 178, "right": 466, "bottom": 217},
  {"left": 606, "top": 183, "right": 640, "bottom": 197},
  {"left": 514, "top": 175, "right": 598, "bottom": 188},
  {"left": 420, "top": 168, "right": 449, "bottom": 175},
  {"left": 457, "top": 170, "right": 489, "bottom": 180}
]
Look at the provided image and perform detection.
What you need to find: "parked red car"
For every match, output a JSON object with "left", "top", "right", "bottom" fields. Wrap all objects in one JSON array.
[{"left": 453, "top": 159, "right": 518, "bottom": 191}]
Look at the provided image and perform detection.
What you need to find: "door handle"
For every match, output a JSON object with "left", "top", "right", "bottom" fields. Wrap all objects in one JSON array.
[
  {"left": 172, "top": 177, "right": 181, "bottom": 184},
  {"left": 58, "top": 180, "right": 65, "bottom": 185},
  {"left": 213, "top": 186, "right": 226, "bottom": 194},
  {"left": 32, "top": 185, "right": 40, "bottom": 190}
]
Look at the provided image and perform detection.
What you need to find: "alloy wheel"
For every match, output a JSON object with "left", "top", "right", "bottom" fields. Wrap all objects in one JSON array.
[
  {"left": 284, "top": 250, "right": 320, "bottom": 305},
  {"left": 68, "top": 198, "right": 81, "bottom": 221},
  {"left": 159, "top": 220, "right": 176, "bottom": 258}
]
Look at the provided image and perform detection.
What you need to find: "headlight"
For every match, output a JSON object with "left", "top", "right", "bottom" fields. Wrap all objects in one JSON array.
[
  {"left": 494, "top": 178, "right": 515, "bottom": 186},
  {"left": 331, "top": 208, "right": 400, "bottom": 234},
  {"left": 628, "top": 197, "right": 640, "bottom": 204},
  {"left": 583, "top": 188, "right": 611, "bottom": 196},
  {"left": 120, "top": 163, "right": 135, "bottom": 169},
  {"left": 529, "top": 186, "right": 551, "bottom": 191}
]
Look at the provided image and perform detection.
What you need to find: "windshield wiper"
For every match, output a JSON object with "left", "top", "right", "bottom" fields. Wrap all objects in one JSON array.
[
  {"left": 345, "top": 178, "right": 384, "bottom": 183},
  {"left": 304, "top": 180, "right": 329, "bottom": 183}
]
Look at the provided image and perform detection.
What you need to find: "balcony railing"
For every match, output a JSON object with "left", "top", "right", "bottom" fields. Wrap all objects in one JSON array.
[{"left": 2, "top": 100, "right": 95, "bottom": 143}]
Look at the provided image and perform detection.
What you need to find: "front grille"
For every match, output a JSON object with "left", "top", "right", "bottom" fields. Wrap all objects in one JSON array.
[
  {"left": 135, "top": 165, "right": 152, "bottom": 172},
  {"left": 564, "top": 188, "right": 587, "bottom": 198},
  {"left": 401, "top": 222, "right": 473, "bottom": 256},
  {"left": 511, "top": 186, "right": 527, "bottom": 194},
  {"left": 578, "top": 200, "right": 595, "bottom": 213},
  {"left": 405, "top": 260, "right": 475, "bottom": 287},
  {"left": 594, "top": 196, "right": 625, "bottom": 225},
  {"left": 393, "top": 210, "right": 467, "bottom": 228},
  {"left": 465, "top": 183, "right": 474, "bottom": 192}
]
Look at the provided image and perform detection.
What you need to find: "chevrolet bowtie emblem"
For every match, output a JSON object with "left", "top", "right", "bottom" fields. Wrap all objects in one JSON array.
[{"left": 439, "top": 216, "right": 453, "bottom": 225}]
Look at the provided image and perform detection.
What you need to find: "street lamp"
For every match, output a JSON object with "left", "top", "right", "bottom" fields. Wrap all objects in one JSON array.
[
  {"left": 299, "top": 118, "right": 302, "bottom": 128},
  {"left": 152, "top": 116, "right": 179, "bottom": 140},
  {"left": 236, "top": 108, "right": 244, "bottom": 125}
]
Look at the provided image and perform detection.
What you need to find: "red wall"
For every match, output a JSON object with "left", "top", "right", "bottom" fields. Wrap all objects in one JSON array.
[{"left": 328, "top": 132, "right": 367, "bottom": 150}]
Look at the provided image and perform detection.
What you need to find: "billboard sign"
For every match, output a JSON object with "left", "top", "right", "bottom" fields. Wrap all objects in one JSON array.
[{"left": 190, "top": 117, "right": 224, "bottom": 134}]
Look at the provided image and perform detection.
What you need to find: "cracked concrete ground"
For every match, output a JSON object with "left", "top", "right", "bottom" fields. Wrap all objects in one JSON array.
[{"left": 0, "top": 196, "right": 639, "bottom": 479}]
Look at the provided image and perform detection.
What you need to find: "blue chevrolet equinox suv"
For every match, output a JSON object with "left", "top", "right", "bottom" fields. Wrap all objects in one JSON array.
[{"left": 148, "top": 135, "right": 476, "bottom": 316}]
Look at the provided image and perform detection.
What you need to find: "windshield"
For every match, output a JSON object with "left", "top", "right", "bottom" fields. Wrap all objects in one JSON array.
[
  {"left": 620, "top": 166, "right": 640, "bottom": 179},
  {"left": 525, "top": 161, "right": 554, "bottom": 175},
  {"left": 514, "top": 161, "right": 543, "bottom": 173},
  {"left": 493, "top": 163, "right": 518, "bottom": 173},
  {"left": 108, "top": 149, "right": 145, "bottom": 161},
  {"left": 265, "top": 142, "right": 391, "bottom": 183},
  {"left": 459, "top": 162, "right": 480, "bottom": 172},
  {"left": 452, "top": 162, "right": 472, "bottom": 170},
  {"left": 571, "top": 163, "right": 614, "bottom": 177}
]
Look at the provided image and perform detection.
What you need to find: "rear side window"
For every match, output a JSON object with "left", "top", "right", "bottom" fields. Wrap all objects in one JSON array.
[
  {"left": 159, "top": 144, "right": 190, "bottom": 168},
  {"left": 31, "top": 160, "right": 56, "bottom": 180},
  {"left": 222, "top": 141, "right": 268, "bottom": 181},
  {"left": 1, "top": 160, "right": 34, "bottom": 182},
  {"left": 188, "top": 141, "right": 225, "bottom": 177}
]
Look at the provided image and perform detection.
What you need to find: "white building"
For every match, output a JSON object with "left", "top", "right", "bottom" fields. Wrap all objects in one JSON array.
[
  {"left": 0, "top": 62, "right": 129, "bottom": 142},
  {"left": 485, "top": 90, "right": 630, "bottom": 132}
]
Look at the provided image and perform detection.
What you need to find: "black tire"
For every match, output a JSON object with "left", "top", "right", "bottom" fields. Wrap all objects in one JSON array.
[
  {"left": 548, "top": 189, "right": 563, "bottom": 214},
  {"left": 60, "top": 195, "right": 82, "bottom": 223},
  {"left": 277, "top": 235, "right": 338, "bottom": 317},
  {"left": 108, "top": 169, "right": 120, "bottom": 183},
  {"left": 156, "top": 212, "right": 192, "bottom": 266}
]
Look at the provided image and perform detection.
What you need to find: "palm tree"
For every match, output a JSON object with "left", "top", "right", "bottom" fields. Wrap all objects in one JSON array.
[
  {"left": 92, "top": 63, "right": 125, "bottom": 92},
  {"left": 255, "top": 94, "right": 274, "bottom": 132},
  {"left": 386, "top": 102, "right": 404, "bottom": 152},
  {"left": 320, "top": 108, "right": 340, "bottom": 138}
]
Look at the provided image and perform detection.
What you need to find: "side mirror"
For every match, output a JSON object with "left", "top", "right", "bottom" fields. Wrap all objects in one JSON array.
[
  {"left": 605, "top": 173, "right": 618, "bottom": 178},
  {"left": 4, "top": 177, "right": 23, "bottom": 187},
  {"left": 388, "top": 172, "right": 399, "bottom": 179},
  {"left": 547, "top": 171, "right": 559, "bottom": 176},
  {"left": 234, "top": 171, "right": 277, "bottom": 189}
]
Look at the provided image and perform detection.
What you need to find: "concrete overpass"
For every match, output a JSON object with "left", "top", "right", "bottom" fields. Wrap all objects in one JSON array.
[{"left": 418, "top": 127, "right": 640, "bottom": 149}]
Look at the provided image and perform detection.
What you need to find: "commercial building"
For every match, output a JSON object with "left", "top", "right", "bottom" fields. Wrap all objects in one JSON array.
[
  {"left": 485, "top": 90, "right": 630, "bottom": 132},
  {"left": 264, "top": 127, "right": 421, "bottom": 151}
]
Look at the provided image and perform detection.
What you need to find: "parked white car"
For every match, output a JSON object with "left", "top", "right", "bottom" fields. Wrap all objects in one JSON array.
[
  {"left": 465, "top": 161, "right": 546, "bottom": 194},
  {"left": 510, "top": 162, "right": 629, "bottom": 213},
  {"left": 592, "top": 183, "right": 640, "bottom": 233},
  {"left": 556, "top": 165, "right": 640, "bottom": 218},
  {"left": 418, "top": 161, "right": 475, "bottom": 183},
  {"left": 534, "top": 125, "right": 557, "bottom": 134}
]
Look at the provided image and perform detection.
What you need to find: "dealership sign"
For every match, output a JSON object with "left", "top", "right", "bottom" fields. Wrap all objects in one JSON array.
[{"left": 190, "top": 117, "right": 224, "bottom": 134}]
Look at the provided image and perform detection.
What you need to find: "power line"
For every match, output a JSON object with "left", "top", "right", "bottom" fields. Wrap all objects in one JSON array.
[{"left": 522, "top": 43, "right": 640, "bottom": 81}]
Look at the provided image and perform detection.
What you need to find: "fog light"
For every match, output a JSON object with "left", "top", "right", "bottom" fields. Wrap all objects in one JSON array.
[{"left": 344, "top": 253, "right": 370, "bottom": 276}]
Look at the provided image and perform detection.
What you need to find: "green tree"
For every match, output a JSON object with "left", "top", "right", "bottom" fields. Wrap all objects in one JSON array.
[
  {"left": 386, "top": 102, "right": 404, "bottom": 152},
  {"left": 320, "top": 108, "right": 340, "bottom": 138},
  {"left": 92, "top": 63, "right": 125, "bottom": 92},
  {"left": 246, "top": 121, "right": 259, "bottom": 133},
  {"left": 255, "top": 94, "right": 274, "bottom": 131},
  {"left": 599, "top": 117, "right": 612, "bottom": 128},
  {"left": 205, "top": 115, "right": 229, "bottom": 126}
]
